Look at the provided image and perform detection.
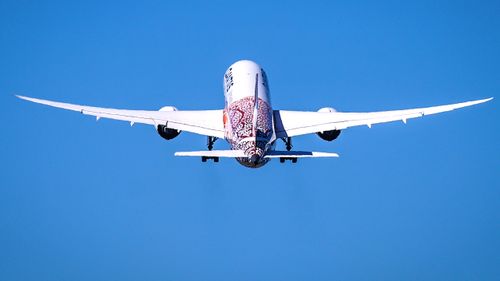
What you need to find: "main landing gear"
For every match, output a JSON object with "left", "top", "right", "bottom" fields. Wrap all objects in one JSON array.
[
  {"left": 280, "top": 137, "right": 297, "bottom": 164},
  {"left": 202, "top": 156, "right": 219, "bottom": 163},
  {"left": 283, "top": 137, "right": 292, "bottom": 151},
  {"left": 207, "top": 136, "right": 217, "bottom": 151},
  {"left": 202, "top": 136, "right": 219, "bottom": 162},
  {"left": 279, "top": 157, "right": 297, "bottom": 163}
]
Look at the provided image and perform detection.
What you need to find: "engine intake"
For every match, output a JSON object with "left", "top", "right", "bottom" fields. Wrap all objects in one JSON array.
[
  {"left": 317, "top": 130, "right": 341, "bottom": 141},
  {"left": 157, "top": 125, "right": 181, "bottom": 140}
]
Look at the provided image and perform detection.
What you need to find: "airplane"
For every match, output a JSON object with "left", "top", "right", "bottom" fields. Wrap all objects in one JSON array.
[{"left": 17, "top": 60, "right": 492, "bottom": 168}]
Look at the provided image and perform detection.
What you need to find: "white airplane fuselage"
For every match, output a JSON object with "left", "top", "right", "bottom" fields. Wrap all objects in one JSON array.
[{"left": 223, "top": 60, "right": 277, "bottom": 168}]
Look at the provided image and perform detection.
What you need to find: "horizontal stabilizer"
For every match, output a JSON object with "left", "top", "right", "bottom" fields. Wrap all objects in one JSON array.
[
  {"left": 264, "top": 151, "right": 339, "bottom": 158},
  {"left": 175, "top": 150, "right": 246, "bottom": 158}
]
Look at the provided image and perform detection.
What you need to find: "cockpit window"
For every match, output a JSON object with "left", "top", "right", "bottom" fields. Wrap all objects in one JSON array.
[{"left": 224, "top": 68, "right": 234, "bottom": 92}]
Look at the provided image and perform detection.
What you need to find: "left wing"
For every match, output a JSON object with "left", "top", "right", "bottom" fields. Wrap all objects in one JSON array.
[
  {"left": 274, "top": 97, "right": 493, "bottom": 138},
  {"left": 16, "top": 95, "right": 225, "bottom": 138}
]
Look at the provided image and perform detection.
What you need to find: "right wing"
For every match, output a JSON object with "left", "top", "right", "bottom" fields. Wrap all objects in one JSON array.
[
  {"left": 16, "top": 95, "right": 225, "bottom": 138},
  {"left": 274, "top": 97, "right": 493, "bottom": 138}
]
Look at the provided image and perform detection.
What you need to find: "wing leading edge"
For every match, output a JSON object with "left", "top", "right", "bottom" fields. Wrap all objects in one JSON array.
[
  {"left": 16, "top": 95, "right": 225, "bottom": 138},
  {"left": 274, "top": 97, "right": 493, "bottom": 138}
]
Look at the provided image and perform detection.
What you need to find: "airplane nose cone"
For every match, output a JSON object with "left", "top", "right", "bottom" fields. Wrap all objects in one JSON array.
[{"left": 250, "top": 154, "right": 260, "bottom": 165}]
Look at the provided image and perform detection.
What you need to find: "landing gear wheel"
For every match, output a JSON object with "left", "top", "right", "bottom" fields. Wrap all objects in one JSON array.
[
  {"left": 201, "top": 156, "right": 219, "bottom": 163},
  {"left": 279, "top": 157, "right": 297, "bottom": 163}
]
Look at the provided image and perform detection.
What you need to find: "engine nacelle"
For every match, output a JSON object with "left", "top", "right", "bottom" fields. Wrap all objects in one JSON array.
[
  {"left": 317, "top": 107, "right": 337, "bottom": 113},
  {"left": 157, "top": 125, "right": 181, "bottom": 140},
  {"left": 317, "top": 130, "right": 341, "bottom": 141},
  {"left": 317, "top": 107, "right": 341, "bottom": 141},
  {"left": 159, "top": 106, "right": 178, "bottom": 112},
  {"left": 157, "top": 106, "right": 181, "bottom": 140}
]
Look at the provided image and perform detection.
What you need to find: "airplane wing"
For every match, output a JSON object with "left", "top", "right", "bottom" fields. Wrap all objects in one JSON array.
[
  {"left": 16, "top": 95, "right": 225, "bottom": 138},
  {"left": 274, "top": 97, "right": 493, "bottom": 138}
]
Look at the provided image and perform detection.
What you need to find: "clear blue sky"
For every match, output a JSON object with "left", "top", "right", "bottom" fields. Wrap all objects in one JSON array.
[{"left": 1, "top": 1, "right": 499, "bottom": 280}]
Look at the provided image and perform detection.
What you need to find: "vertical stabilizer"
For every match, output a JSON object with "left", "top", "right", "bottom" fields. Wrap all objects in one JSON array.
[{"left": 252, "top": 73, "right": 259, "bottom": 139}]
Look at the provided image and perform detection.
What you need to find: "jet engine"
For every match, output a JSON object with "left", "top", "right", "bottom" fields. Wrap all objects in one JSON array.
[
  {"left": 316, "top": 107, "right": 341, "bottom": 141},
  {"left": 156, "top": 106, "right": 181, "bottom": 140}
]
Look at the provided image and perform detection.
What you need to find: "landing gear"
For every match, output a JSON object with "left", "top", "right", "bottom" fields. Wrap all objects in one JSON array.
[
  {"left": 282, "top": 137, "right": 292, "bottom": 151},
  {"left": 279, "top": 137, "right": 297, "bottom": 163},
  {"left": 201, "top": 156, "right": 219, "bottom": 163},
  {"left": 207, "top": 136, "right": 217, "bottom": 151},
  {"left": 279, "top": 157, "right": 297, "bottom": 164},
  {"left": 202, "top": 136, "right": 219, "bottom": 162}
]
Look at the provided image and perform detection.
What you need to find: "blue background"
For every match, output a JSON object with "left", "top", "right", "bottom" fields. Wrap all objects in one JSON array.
[{"left": 1, "top": 1, "right": 499, "bottom": 280}]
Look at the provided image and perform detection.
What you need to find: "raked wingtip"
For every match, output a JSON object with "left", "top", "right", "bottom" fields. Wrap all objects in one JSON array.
[
  {"left": 480, "top": 97, "right": 494, "bottom": 103},
  {"left": 15, "top": 95, "right": 33, "bottom": 102},
  {"left": 469, "top": 97, "right": 493, "bottom": 106}
]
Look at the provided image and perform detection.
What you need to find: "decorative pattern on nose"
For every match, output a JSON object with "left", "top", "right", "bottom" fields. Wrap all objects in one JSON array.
[{"left": 250, "top": 154, "right": 260, "bottom": 165}]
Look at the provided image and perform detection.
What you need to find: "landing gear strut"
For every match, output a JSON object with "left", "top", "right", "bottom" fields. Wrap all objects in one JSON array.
[
  {"left": 280, "top": 137, "right": 297, "bottom": 163},
  {"left": 207, "top": 136, "right": 217, "bottom": 151},
  {"left": 203, "top": 136, "right": 219, "bottom": 162},
  {"left": 282, "top": 137, "right": 292, "bottom": 151}
]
